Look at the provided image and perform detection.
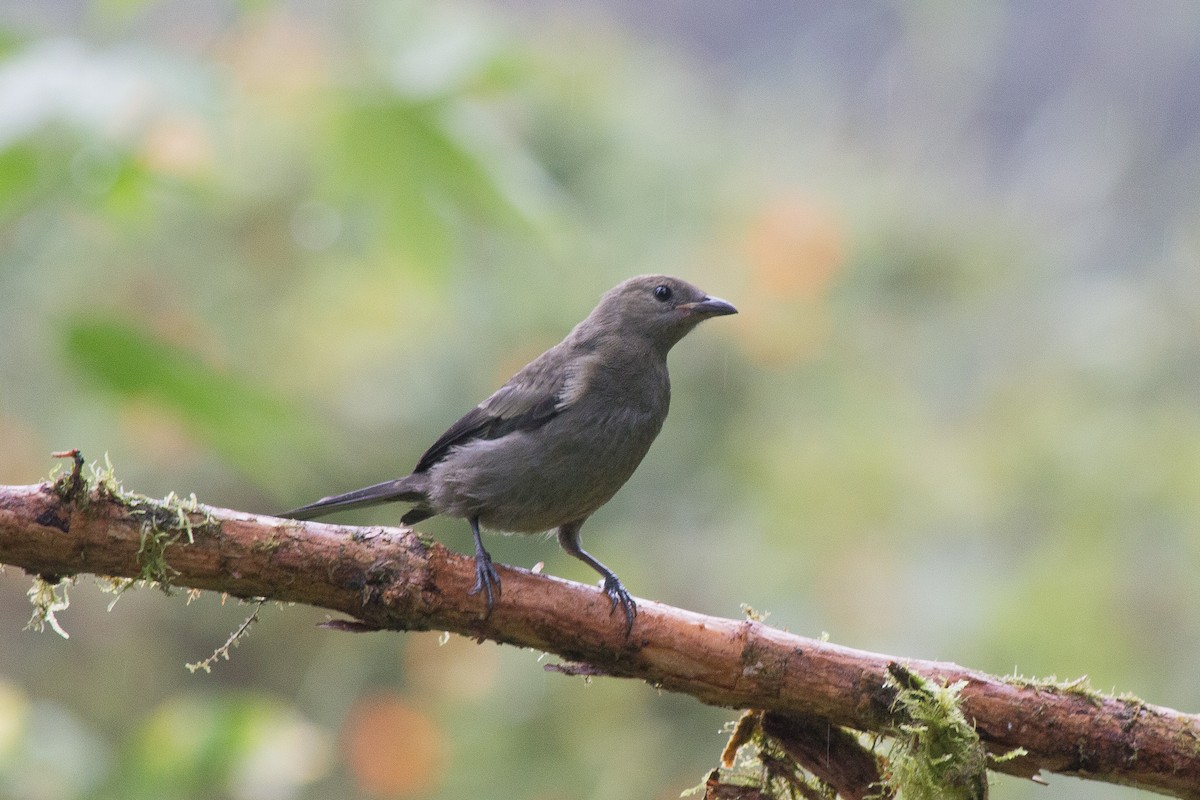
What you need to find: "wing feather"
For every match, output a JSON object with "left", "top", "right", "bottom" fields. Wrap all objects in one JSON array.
[{"left": 412, "top": 344, "right": 590, "bottom": 473}]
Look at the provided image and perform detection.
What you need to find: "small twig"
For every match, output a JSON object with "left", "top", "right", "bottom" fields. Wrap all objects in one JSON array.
[
  {"left": 722, "top": 710, "right": 763, "bottom": 767},
  {"left": 185, "top": 599, "right": 265, "bottom": 673},
  {"left": 51, "top": 449, "right": 85, "bottom": 501}
]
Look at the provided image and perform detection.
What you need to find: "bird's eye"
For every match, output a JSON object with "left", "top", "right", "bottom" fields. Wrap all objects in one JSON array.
[{"left": 653, "top": 284, "right": 672, "bottom": 302}]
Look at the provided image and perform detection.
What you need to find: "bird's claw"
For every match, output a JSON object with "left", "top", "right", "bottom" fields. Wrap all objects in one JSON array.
[
  {"left": 469, "top": 551, "right": 501, "bottom": 616},
  {"left": 602, "top": 574, "right": 637, "bottom": 637}
]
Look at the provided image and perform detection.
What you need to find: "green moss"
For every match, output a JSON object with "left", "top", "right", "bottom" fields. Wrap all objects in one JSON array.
[
  {"left": 1003, "top": 673, "right": 1106, "bottom": 707},
  {"left": 883, "top": 664, "right": 989, "bottom": 800},
  {"left": 250, "top": 530, "right": 285, "bottom": 553},
  {"left": 740, "top": 603, "right": 771, "bottom": 623},
  {"left": 94, "top": 576, "right": 138, "bottom": 612},
  {"left": 25, "top": 575, "right": 74, "bottom": 639},
  {"left": 88, "top": 452, "right": 123, "bottom": 498},
  {"left": 126, "top": 490, "right": 217, "bottom": 593},
  {"left": 53, "top": 453, "right": 220, "bottom": 594},
  {"left": 34, "top": 454, "right": 237, "bottom": 660}
]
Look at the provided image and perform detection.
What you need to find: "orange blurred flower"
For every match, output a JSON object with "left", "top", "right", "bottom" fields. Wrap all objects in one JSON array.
[
  {"left": 341, "top": 693, "right": 444, "bottom": 797},
  {"left": 217, "top": 10, "right": 330, "bottom": 98},
  {"left": 139, "top": 114, "right": 213, "bottom": 177},
  {"left": 743, "top": 194, "right": 845, "bottom": 301},
  {"left": 735, "top": 194, "right": 847, "bottom": 364}
]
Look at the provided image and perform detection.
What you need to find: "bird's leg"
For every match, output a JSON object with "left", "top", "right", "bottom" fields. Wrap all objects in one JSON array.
[
  {"left": 557, "top": 521, "right": 636, "bottom": 636},
  {"left": 467, "top": 516, "right": 501, "bottom": 616}
]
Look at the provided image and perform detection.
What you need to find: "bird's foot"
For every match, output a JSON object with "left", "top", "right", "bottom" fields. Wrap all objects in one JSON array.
[
  {"left": 468, "top": 550, "right": 501, "bottom": 616},
  {"left": 601, "top": 574, "right": 637, "bottom": 637}
]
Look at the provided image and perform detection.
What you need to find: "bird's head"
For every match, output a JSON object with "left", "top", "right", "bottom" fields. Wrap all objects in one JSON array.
[{"left": 581, "top": 275, "right": 737, "bottom": 354}]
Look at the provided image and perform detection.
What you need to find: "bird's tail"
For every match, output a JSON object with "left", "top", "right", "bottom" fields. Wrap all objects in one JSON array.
[{"left": 279, "top": 474, "right": 428, "bottom": 520}]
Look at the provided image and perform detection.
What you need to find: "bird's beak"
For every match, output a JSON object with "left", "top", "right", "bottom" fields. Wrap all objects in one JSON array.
[{"left": 682, "top": 295, "right": 738, "bottom": 316}]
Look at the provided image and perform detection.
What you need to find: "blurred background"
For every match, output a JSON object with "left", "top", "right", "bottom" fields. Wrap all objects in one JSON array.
[{"left": 1, "top": 1, "right": 1199, "bottom": 798}]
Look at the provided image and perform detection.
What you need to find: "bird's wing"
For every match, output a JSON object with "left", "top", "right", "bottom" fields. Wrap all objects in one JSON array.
[{"left": 412, "top": 344, "right": 590, "bottom": 473}]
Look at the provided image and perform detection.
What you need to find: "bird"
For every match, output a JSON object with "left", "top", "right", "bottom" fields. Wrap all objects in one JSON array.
[{"left": 280, "top": 275, "right": 736, "bottom": 634}]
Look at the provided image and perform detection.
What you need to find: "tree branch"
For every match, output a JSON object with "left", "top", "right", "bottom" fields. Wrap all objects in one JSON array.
[{"left": 2, "top": 476, "right": 1198, "bottom": 798}]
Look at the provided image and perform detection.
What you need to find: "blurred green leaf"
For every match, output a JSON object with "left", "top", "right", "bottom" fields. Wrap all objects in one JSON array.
[
  {"left": 0, "top": 143, "right": 40, "bottom": 220},
  {"left": 329, "top": 96, "right": 534, "bottom": 268},
  {"left": 118, "top": 693, "right": 331, "bottom": 800},
  {"left": 0, "top": 29, "right": 25, "bottom": 59},
  {"left": 63, "top": 317, "right": 321, "bottom": 483}
]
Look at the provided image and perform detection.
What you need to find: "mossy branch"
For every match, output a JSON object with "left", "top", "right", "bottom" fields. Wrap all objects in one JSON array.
[{"left": 2, "top": 467, "right": 1199, "bottom": 799}]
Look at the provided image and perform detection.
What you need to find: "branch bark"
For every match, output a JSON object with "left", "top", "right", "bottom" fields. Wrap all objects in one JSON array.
[{"left": 2, "top": 478, "right": 1199, "bottom": 798}]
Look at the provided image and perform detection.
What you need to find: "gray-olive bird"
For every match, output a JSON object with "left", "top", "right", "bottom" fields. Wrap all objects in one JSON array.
[{"left": 281, "top": 275, "right": 736, "bottom": 633}]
